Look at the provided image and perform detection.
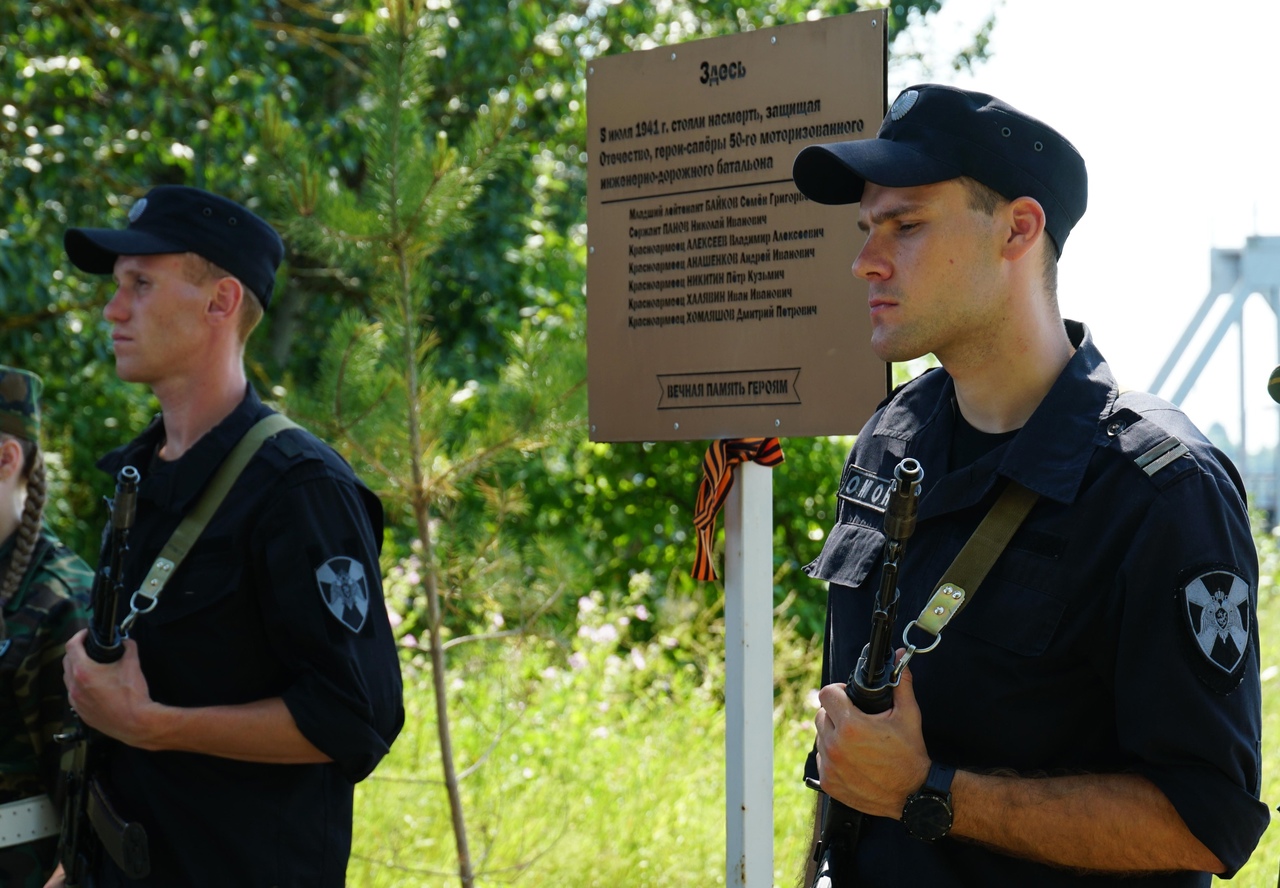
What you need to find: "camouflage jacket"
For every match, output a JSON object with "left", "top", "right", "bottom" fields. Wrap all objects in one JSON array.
[{"left": 0, "top": 527, "right": 91, "bottom": 803}]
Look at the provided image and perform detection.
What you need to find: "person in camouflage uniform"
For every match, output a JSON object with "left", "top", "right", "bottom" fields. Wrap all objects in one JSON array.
[{"left": 0, "top": 366, "right": 91, "bottom": 887}]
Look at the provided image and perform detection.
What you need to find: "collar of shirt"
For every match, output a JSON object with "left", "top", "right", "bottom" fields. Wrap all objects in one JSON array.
[
  {"left": 872, "top": 320, "right": 1118, "bottom": 518},
  {"left": 96, "top": 384, "right": 274, "bottom": 516}
]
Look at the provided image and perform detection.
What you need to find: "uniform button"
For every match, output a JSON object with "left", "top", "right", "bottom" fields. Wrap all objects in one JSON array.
[{"left": 1106, "top": 421, "right": 1125, "bottom": 437}]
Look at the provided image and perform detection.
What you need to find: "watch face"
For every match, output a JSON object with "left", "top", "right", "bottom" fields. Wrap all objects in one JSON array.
[{"left": 903, "top": 792, "right": 953, "bottom": 842}]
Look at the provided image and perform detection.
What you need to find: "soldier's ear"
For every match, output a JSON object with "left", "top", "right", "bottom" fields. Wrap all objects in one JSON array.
[
  {"left": 1000, "top": 196, "right": 1047, "bottom": 263},
  {"left": 206, "top": 274, "right": 244, "bottom": 329},
  {"left": 0, "top": 437, "right": 22, "bottom": 484}
]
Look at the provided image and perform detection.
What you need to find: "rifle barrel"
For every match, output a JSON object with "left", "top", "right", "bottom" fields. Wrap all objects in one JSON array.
[{"left": 86, "top": 466, "right": 139, "bottom": 664}]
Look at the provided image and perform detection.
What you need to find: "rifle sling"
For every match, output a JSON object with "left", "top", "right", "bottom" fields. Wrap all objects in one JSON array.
[
  {"left": 122, "top": 413, "right": 299, "bottom": 631},
  {"left": 937, "top": 478, "right": 1039, "bottom": 614}
]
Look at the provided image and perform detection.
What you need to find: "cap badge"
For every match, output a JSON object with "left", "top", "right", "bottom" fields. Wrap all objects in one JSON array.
[
  {"left": 127, "top": 198, "right": 148, "bottom": 224},
  {"left": 889, "top": 89, "right": 919, "bottom": 122}
]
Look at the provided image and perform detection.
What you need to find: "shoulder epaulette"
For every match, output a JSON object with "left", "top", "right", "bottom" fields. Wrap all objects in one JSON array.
[
  {"left": 1106, "top": 391, "right": 1194, "bottom": 480},
  {"left": 1132, "top": 437, "right": 1190, "bottom": 477}
]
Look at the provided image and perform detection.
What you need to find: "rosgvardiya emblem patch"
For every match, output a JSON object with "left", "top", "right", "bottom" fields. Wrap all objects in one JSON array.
[
  {"left": 1179, "top": 566, "right": 1251, "bottom": 693},
  {"left": 316, "top": 556, "right": 370, "bottom": 633}
]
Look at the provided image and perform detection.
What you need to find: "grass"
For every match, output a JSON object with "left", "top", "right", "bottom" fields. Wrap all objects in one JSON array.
[
  {"left": 1228, "top": 545, "right": 1280, "bottom": 887},
  {"left": 350, "top": 583, "right": 1280, "bottom": 887}
]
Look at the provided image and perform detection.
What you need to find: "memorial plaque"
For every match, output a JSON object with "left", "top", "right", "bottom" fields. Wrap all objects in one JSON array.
[{"left": 587, "top": 11, "right": 888, "bottom": 442}]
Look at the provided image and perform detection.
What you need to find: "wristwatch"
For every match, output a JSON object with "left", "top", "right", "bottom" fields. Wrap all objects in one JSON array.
[{"left": 901, "top": 761, "right": 956, "bottom": 842}]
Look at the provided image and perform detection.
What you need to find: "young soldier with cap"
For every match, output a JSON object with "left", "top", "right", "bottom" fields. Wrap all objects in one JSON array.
[
  {"left": 0, "top": 366, "right": 92, "bottom": 887},
  {"left": 792, "top": 85, "right": 1266, "bottom": 886},
  {"left": 54, "top": 185, "right": 404, "bottom": 887}
]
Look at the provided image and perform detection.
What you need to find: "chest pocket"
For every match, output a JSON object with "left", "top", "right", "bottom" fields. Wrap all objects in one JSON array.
[
  {"left": 130, "top": 535, "right": 244, "bottom": 629},
  {"left": 942, "top": 555, "right": 1068, "bottom": 658}
]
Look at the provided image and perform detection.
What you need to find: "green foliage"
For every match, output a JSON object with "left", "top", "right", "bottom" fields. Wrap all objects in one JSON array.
[
  {"left": 0, "top": 0, "right": 971, "bottom": 626},
  {"left": 353, "top": 570, "right": 824, "bottom": 886},
  {"left": 352, "top": 540, "right": 1280, "bottom": 887},
  {"left": 0, "top": 0, "right": 369, "bottom": 557}
]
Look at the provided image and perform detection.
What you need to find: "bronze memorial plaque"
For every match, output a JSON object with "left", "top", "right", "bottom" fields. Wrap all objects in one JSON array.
[{"left": 587, "top": 11, "right": 888, "bottom": 442}]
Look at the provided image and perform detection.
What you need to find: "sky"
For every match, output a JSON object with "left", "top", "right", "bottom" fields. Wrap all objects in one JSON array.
[{"left": 886, "top": 0, "right": 1280, "bottom": 457}]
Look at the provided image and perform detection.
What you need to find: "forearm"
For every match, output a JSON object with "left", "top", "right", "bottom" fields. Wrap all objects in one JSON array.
[
  {"left": 951, "top": 770, "right": 1223, "bottom": 874},
  {"left": 131, "top": 696, "right": 332, "bottom": 764}
]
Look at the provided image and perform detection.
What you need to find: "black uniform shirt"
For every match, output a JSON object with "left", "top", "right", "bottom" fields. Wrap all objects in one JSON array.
[
  {"left": 94, "top": 387, "right": 404, "bottom": 887},
  {"left": 805, "top": 322, "right": 1267, "bottom": 886}
]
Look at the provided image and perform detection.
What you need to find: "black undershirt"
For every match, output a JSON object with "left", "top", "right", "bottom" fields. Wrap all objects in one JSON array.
[{"left": 949, "top": 404, "right": 1019, "bottom": 471}]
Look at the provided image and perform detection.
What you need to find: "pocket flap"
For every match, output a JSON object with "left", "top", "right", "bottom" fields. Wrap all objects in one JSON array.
[{"left": 805, "top": 522, "right": 883, "bottom": 588}]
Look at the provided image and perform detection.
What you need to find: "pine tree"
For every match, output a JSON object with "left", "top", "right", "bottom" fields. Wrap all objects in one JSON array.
[{"left": 261, "top": 2, "right": 580, "bottom": 884}]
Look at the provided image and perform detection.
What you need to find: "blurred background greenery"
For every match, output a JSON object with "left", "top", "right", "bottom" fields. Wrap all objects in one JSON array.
[{"left": 3, "top": 2, "right": 1273, "bottom": 885}]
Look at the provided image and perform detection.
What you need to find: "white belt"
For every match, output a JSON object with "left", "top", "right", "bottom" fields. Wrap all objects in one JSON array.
[{"left": 0, "top": 794, "right": 59, "bottom": 848}]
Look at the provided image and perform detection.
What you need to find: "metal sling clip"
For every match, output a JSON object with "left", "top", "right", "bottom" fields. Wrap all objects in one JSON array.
[
  {"left": 119, "top": 557, "right": 175, "bottom": 635},
  {"left": 891, "top": 583, "right": 966, "bottom": 682}
]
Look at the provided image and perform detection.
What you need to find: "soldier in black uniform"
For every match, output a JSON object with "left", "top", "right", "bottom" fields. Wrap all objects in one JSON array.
[
  {"left": 54, "top": 186, "right": 404, "bottom": 887},
  {"left": 791, "top": 85, "right": 1267, "bottom": 886}
]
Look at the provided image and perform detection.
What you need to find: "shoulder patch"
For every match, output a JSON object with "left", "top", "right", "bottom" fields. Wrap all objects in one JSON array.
[
  {"left": 316, "top": 556, "right": 370, "bottom": 633},
  {"left": 838, "top": 465, "right": 893, "bottom": 513},
  {"left": 1178, "top": 565, "right": 1251, "bottom": 693}
]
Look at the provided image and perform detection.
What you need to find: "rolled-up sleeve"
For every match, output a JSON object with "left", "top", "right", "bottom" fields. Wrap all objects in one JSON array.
[
  {"left": 253, "top": 465, "right": 405, "bottom": 782},
  {"left": 1114, "top": 467, "right": 1268, "bottom": 876}
]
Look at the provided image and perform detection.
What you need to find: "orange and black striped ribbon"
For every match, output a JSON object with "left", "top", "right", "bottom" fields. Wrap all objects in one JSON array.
[{"left": 691, "top": 437, "right": 785, "bottom": 581}]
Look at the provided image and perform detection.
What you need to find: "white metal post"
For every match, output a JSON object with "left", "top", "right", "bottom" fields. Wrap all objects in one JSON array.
[{"left": 723, "top": 460, "right": 775, "bottom": 887}]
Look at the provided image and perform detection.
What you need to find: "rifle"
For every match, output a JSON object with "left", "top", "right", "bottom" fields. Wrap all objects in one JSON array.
[
  {"left": 809, "top": 457, "right": 923, "bottom": 888},
  {"left": 57, "top": 465, "right": 150, "bottom": 885}
]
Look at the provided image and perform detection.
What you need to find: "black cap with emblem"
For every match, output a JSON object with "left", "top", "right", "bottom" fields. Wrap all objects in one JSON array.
[
  {"left": 64, "top": 185, "right": 285, "bottom": 307},
  {"left": 791, "top": 84, "right": 1088, "bottom": 256}
]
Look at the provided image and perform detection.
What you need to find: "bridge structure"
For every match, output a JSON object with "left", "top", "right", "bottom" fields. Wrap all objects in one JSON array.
[{"left": 1148, "top": 236, "right": 1280, "bottom": 521}]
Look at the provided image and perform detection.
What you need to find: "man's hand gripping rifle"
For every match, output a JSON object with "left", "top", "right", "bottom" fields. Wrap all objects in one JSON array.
[
  {"left": 808, "top": 458, "right": 923, "bottom": 888},
  {"left": 57, "top": 465, "right": 150, "bottom": 885}
]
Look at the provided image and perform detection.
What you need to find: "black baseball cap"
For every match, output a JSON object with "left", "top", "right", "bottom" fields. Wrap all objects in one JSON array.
[
  {"left": 64, "top": 185, "right": 285, "bottom": 307},
  {"left": 791, "top": 84, "right": 1087, "bottom": 255}
]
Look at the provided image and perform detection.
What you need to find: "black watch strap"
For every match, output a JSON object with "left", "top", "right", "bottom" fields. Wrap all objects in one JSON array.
[{"left": 923, "top": 761, "right": 956, "bottom": 795}]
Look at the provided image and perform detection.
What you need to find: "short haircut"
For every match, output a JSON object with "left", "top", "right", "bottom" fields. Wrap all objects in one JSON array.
[
  {"left": 958, "top": 176, "right": 1058, "bottom": 300},
  {"left": 182, "top": 253, "right": 264, "bottom": 341}
]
